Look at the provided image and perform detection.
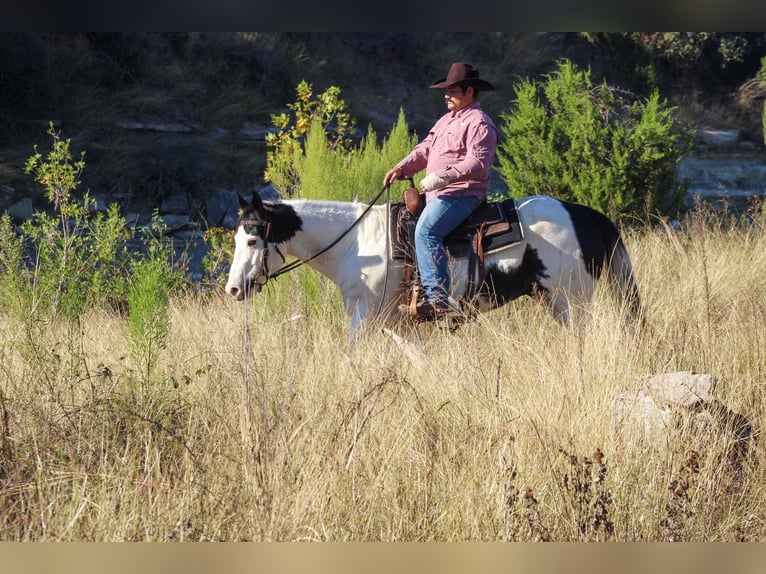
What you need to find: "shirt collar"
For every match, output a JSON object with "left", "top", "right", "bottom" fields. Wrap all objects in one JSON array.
[{"left": 451, "top": 100, "right": 481, "bottom": 118}]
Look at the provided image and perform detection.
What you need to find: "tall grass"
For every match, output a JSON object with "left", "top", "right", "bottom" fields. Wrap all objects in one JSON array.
[{"left": 0, "top": 203, "right": 763, "bottom": 540}]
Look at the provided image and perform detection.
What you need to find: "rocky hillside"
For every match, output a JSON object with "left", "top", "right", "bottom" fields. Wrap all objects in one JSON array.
[{"left": 1, "top": 32, "right": 765, "bottom": 224}]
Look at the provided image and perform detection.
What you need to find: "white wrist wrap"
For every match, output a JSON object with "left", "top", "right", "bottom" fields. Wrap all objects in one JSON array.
[{"left": 419, "top": 173, "right": 450, "bottom": 192}]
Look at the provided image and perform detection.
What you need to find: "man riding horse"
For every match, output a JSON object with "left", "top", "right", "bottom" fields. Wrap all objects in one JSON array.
[{"left": 383, "top": 62, "right": 499, "bottom": 321}]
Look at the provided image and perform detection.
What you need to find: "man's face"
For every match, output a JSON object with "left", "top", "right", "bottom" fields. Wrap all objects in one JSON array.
[{"left": 445, "top": 85, "right": 473, "bottom": 113}]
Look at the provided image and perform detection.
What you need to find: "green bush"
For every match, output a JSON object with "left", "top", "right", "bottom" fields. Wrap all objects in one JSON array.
[
  {"left": 18, "top": 123, "right": 130, "bottom": 321},
  {"left": 0, "top": 213, "right": 30, "bottom": 319},
  {"left": 0, "top": 123, "right": 184, "bottom": 327},
  {"left": 296, "top": 108, "right": 419, "bottom": 202},
  {"left": 264, "top": 81, "right": 356, "bottom": 196},
  {"left": 127, "top": 218, "right": 178, "bottom": 382},
  {"left": 496, "top": 59, "right": 695, "bottom": 224},
  {"left": 264, "top": 80, "right": 419, "bottom": 202}
]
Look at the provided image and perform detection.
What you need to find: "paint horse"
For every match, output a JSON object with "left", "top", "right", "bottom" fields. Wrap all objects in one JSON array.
[{"left": 225, "top": 192, "right": 641, "bottom": 339}]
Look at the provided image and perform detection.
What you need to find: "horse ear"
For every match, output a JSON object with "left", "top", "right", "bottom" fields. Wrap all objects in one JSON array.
[
  {"left": 250, "top": 192, "right": 264, "bottom": 212},
  {"left": 236, "top": 192, "right": 249, "bottom": 211}
]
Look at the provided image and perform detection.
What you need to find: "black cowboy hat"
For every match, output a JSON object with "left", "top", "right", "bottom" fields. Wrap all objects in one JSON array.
[{"left": 429, "top": 62, "right": 495, "bottom": 91}]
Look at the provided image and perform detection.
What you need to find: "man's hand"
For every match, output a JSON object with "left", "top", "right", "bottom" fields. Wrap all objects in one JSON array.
[
  {"left": 383, "top": 167, "right": 402, "bottom": 186},
  {"left": 419, "top": 173, "right": 450, "bottom": 193}
]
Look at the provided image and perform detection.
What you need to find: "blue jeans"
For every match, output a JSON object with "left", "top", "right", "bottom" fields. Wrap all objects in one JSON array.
[{"left": 415, "top": 194, "right": 480, "bottom": 304}]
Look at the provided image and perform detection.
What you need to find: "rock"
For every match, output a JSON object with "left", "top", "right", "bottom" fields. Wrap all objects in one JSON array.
[
  {"left": 125, "top": 213, "right": 149, "bottom": 229},
  {"left": 160, "top": 214, "right": 191, "bottom": 232},
  {"left": 205, "top": 185, "right": 283, "bottom": 230},
  {"left": 258, "top": 184, "right": 282, "bottom": 200},
  {"left": 642, "top": 371, "right": 716, "bottom": 406},
  {"left": 117, "top": 120, "right": 195, "bottom": 133},
  {"left": 6, "top": 197, "right": 33, "bottom": 221},
  {"left": 613, "top": 371, "right": 751, "bottom": 465},
  {"left": 172, "top": 230, "right": 210, "bottom": 282},
  {"left": 238, "top": 123, "right": 275, "bottom": 141},
  {"left": 205, "top": 188, "right": 239, "bottom": 228},
  {"left": 678, "top": 149, "right": 766, "bottom": 212},
  {"left": 89, "top": 194, "right": 111, "bottom": 213},
  {"left": 160, "top": 192, "right": 190, "bottom": 215},
  {"left": 695, "top": 127, "right": 741, "bottom": 148},
  {"left": 613, "top": 391, "right": 671, "bottom": 441}
]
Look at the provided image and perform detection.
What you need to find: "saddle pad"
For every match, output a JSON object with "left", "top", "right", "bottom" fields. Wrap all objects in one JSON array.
[{"left": 388, "top": 198, "right": 524, "bottom": 261}]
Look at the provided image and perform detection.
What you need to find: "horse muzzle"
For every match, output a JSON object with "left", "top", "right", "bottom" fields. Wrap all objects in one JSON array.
[
  {"left": 226, "top": 284, "right": 246, "bottom": 300},
  {"left": 226, "top": 273, "right": 267, "bottom": 300}
]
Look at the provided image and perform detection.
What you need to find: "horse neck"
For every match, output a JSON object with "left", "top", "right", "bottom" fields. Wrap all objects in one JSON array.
[{"left": 282, "top": 199, "right": 378, "bottom": 273}]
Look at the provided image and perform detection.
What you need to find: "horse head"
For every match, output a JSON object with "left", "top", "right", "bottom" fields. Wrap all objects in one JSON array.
[{"left": 225, "top": 192, "right": 279, "bottom": 300}]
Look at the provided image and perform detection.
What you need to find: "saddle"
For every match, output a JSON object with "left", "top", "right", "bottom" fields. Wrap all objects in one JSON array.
[{"left": 388, "top": 195, "right": 523, "bottom": 313}]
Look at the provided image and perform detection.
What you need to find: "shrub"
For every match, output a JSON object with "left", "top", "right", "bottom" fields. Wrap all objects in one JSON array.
[
  {"left": 127, "top": 217, "right": 179, "bottom": 382},
  {"left": 0, "top": 123, "right": 184, "bottom": 327},
  {"left": 496, "top": 59, "right": 695, "bottom": 224},
  {"left": 18, "top": 123, "right": 130, "bottom": 321},
  {"left": 264, "top": 80, "right": 419, "bottom": 202},
  {"left": 296, "top": 108, "right": 419, "bottom": 202},
  {"left": 264, "top": 81, "right": 356, "bottom": 196},
  {"left": 0, "top": 213, "right": 30, "bottom": 318}
]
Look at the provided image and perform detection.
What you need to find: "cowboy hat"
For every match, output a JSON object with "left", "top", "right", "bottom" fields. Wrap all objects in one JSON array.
[{"left": 429, "top": 62, "right": 495, "bottom": 91}]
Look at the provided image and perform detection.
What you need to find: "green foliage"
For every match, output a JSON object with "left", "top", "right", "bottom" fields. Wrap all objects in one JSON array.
[
  {"left": 18, "top": 123, "right": 131, "bottom": 321},
  {"left": 127, "top": 214, "right": 182, "bottom": 382},
  {"left": 763, "top": 98, "right": 766, "bottom": 147},
  {"left": 201, "top": 226, "right": 235, "bottom": 288},
  {"left": 496, "top": 60, "right": 695, "bottom": 223},
  {"left": 592, "top": 33, "right": 755, "bottom": 70},
  {"left": 264, "top": 80, "right": 356, "bottom": 196},
  {"left": 264, "top": 82, "right": 419, "bottom": 203},
  {"left": 0, "top": 213, "right": 30, "bottom": 318},
  {"left": 758, "top": 56, "right": 766, "bottom": 83},
  {"left": 296, "top": 107, "right": 419, "bottom": 202},
  {"left": 24, "top": 123, "right": 86, "bottom": 211},
  {"left": 0, "top": 123, "right": 185, "bottom": 340},
  {"left": 296, "top": 116, "right": 345, "bottom": 200}
]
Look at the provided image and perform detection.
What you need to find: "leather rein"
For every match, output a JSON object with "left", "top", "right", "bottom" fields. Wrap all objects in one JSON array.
[{"left": 237, "top": 184, "right": 391, "bottom": 292}]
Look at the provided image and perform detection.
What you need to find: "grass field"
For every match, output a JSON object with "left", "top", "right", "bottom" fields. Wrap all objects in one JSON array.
[{"left": 0, "top": 206, "right": 764, "bottom": 541}]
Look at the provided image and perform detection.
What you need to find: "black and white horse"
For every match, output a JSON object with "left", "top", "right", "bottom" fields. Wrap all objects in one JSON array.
[{"left": 225, "top": 193, "right": 641, "bottom": 338}]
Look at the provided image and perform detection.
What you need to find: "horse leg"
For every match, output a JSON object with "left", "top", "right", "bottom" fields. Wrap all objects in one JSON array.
[
  {"left": 347, "top": 301, "right": 366, "bottom": 343},
  {"left": 346, "top": 295, "right": 386, "bottom": 343},
  {"left": 548, "top": 293, "right": 572, "bottom": 325},
  {"left": 549, "top": 286, "right": 600, "bottom": 327}
]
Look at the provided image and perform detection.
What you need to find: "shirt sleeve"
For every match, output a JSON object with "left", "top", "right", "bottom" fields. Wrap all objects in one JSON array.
[
  {"left": 440, "top": 121, "right": 498, "bottom": 182},
  {"left": 396, "top": 131, "right": 433, "bottom": 177}
]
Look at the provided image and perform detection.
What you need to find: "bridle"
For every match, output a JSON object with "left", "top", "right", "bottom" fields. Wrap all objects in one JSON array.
[
  {"left": 236, "top": 183, "right": 392, "bottom": 293},
  {"left": 235, "top": 219, "right": 287, "bottom": 292}
]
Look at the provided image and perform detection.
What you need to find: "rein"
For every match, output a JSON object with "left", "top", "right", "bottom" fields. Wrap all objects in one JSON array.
[{"left": 240, "top": 184, "right": 392, "bottom": 288}]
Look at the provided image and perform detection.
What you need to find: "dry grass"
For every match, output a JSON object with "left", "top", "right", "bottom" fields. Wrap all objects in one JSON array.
[{"left": 0, "top": 210, "right": 764, "bottom": 541}]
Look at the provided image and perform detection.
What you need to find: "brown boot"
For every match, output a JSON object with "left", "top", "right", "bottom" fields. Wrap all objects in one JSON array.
[{"left": 412, "top": 300, "right": 451, "bottom": 320}]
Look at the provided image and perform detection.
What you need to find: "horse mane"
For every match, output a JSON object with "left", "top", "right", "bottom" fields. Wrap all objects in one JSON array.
[{"left": 239, "top": 199, "right": 304, "bottom": 243}]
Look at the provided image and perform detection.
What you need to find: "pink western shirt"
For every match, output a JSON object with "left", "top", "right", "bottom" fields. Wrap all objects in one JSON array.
[{"left": 396, "top": 101, "right": 498, "bottom": 202}]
